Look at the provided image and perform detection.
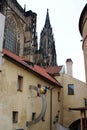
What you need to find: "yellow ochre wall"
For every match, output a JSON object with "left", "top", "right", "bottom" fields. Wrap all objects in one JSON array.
[
  {"left": 0, "top": 57, "right": 61, "bottom": 130},
  {"left": 56, "top": 74, "right": 86, "bottom": 128}
]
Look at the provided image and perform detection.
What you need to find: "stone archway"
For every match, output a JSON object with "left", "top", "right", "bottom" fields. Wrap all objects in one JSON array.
[
  {"left": 69, "top": 118, "right": 87, "bottom": 130},
  {"left": 69, "top": 119, "right": 80, "bottom": 130},
  {"left": 69, "top": 107, "right": 87, "bottom": 130}
]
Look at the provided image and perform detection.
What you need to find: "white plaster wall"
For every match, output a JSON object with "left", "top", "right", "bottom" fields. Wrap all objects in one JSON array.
[
  {"left": 0, "top": 13, "right": 5, "bottom": 51},
  {"left": 0, "top": 13, "right": 5, "bottom": 71}
]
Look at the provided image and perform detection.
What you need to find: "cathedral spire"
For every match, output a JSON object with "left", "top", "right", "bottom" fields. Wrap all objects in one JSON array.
[
  {"left": 44, "top": 8, "right": 51, "bottom": 28},
  {"left": 38, "top": 9, "right": 57, "bottom": 67}
]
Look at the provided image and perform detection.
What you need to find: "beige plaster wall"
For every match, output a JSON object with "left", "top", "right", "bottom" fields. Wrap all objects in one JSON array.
[
  {"left": 56, "top": 74, "right": 86, "bottom": 128},
  {"left": 0, "top": 57, "right": 61, "bottom": 130},
  {"left": 82, "top": 13, "right": 87, "bottom": 83}
]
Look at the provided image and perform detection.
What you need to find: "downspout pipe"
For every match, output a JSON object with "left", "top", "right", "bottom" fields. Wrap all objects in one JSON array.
[
  {"left": 50, "top": 88, "right": 52, "bottom": 130},
  {"left": 49, "top": 86, "right": 55, "bottom": 130}
]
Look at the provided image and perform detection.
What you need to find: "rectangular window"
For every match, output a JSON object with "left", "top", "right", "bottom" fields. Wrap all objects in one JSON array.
[
  {"left": 58, "top": 92, "right": 61, "bottom": 102},
  {"left": 13, "top": 111, "right": 18, "bottom": 123},
  {"left": 17, "top": 75, "right": 23, "bottom": 91},
  {"left": 32, "top": 112, "right": 36, "bottom": 120},
  {"left": 84, "top": 99, "right": 87, "bottom": 106},
  {"left": 68, "top": 84, "right": 74, "bottom": 95}
]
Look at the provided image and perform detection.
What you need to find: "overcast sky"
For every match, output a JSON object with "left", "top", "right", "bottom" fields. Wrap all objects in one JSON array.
[{"left": 18, "top": 0, "right": 87, "bottom": 82}]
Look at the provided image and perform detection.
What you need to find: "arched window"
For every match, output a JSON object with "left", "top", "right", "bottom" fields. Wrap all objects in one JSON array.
[{"left": 4, "top": 16, "right": 17, "bottom": 54}]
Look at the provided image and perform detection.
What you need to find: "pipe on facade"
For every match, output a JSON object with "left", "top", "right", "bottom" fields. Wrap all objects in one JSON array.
[
  {"left": 49, "top": 86, "right": 55, "bottom": 130},
  {"left": 50, "top": 88, "right": 52, "bottom": 130}
]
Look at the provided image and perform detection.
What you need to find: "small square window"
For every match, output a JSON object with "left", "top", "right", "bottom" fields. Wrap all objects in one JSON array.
[
  {"left": 13, "top": 111, "right": 18, "bottom": 123},
  {"left": 17, "top": 75, "right": 23, "bottom": 91},
  {"left": 68, "top": 84, "right": 74, "bottom": 95}
]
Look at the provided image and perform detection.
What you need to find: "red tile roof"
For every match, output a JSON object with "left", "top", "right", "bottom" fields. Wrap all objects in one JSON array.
[
  {"left": 2, "top": 49, "right": 62, "bottom": 87},
  {"left": 46, "top": 66, "right": 63, "bottom": 75}
]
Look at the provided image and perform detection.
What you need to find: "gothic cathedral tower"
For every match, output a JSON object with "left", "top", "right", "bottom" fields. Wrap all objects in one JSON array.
[
  {"left": 38, "top": 9, "right": 57, "bottom": 67},
  {"left": 1, "top": 0, "right": 57, "bottom": 67}
]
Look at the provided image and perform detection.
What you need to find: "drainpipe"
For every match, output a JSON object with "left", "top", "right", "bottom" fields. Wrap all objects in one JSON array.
[
  {"left": 49, "top": 87, "right": 54, "bottom": 130},
  {"left": 50, "top": 88, "right": 52, "bottom": 130}
]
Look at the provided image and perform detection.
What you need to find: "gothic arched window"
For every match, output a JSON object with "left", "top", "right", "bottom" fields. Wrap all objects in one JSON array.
[{"left": 4, "top": 16, "right": 17, "bottom": 54}]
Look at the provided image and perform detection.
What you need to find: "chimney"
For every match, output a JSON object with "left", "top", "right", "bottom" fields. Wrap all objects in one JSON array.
[
  {"left": 66, "top": 58, "right": 73, "bottom": 76},
  {"left": 24, "top": 4, "right": 26, "bottom": 12}
]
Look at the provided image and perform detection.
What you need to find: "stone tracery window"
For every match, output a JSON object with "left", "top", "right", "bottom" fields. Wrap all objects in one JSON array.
[{"left": 4, "top": 15, "right": 17, "bottom": 54}]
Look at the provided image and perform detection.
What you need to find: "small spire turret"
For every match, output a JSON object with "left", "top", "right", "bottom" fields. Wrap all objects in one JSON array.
[{"left": 44, "top": 8, "right": 51, "bottom": 28}]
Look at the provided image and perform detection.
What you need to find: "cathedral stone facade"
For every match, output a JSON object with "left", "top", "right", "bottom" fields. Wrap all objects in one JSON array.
[
  {"left": 0, "top": 0, "right": 57, "bottom": 67},
  {"left": 37, "top": 9, "right": 57, "bottom": 67},
  {"left": 1, "top": 0, "right": 37, "bottom": 62}
]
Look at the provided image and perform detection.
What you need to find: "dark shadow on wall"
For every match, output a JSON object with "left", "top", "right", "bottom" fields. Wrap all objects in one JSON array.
[{"left": 69, "top": 118, "right": 87, "bottom": 130}]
